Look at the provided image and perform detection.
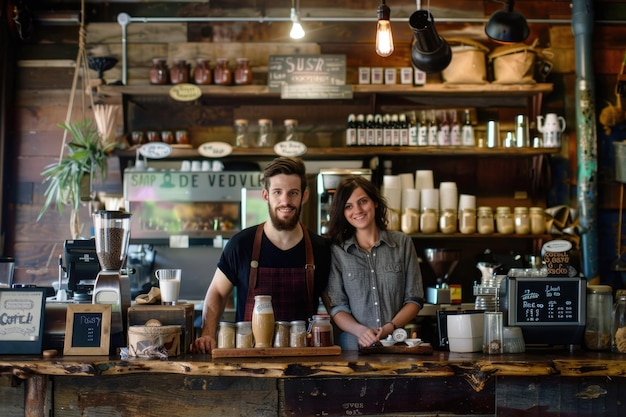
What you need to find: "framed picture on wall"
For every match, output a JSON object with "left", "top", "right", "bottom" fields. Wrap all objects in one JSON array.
[
  {"left": 63, "top": 304, "right": 112, "bottom": 355},
  {"left": 0, "top": 288, "right": 47, "bottom": 354}
]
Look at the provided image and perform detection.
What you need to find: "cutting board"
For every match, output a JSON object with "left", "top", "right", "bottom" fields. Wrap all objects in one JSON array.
[
  {"left": 212, "top": 345, "right": 341, "bottom": 358},
  {"left": 359, "top": 343, "right": 433, "bottom": 355}
]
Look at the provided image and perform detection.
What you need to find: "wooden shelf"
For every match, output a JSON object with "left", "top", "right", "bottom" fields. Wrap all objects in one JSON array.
[{"left": 115, "top": 145, "right": 559, "bottom": 160}]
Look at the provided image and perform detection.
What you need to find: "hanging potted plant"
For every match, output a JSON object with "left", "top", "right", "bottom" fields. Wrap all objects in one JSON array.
[{"left": 38, "top": 118, "right": 117, "bottom": 238}]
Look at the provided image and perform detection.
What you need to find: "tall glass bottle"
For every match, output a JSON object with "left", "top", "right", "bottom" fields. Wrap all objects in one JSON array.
[
  {"left": 462, "top": 109, "right": 475, "bottom": 147},
  {"left": 383, "top": 114, "right": 393, "bottom": 146},
  {"left": 417, "top": 110, "right": 428, "bottom": 146},
  {"left": 399, "top": 113, "right": 409, "bottom": 146},
  {"left": 390, "top": 114, "right": 400, "bottom": 146},
  {"left": 346, "top": 114, "right": 357, "bottom": 147},
  {"left": 437, "top": 110, "right": 450, "bottom": 146},
  {"left": 450, "top": 110, "right": 461, "bottom": 146},
  {"left": 374, "top": 114, "right": 384, "bottom": 146},
  {"left": 252, "top": 295, "right": 275, "bottom": 348},
  {"left": 356, "top": 114, "right": 367, "bottom": 146},
  {"left": 365, "top": 114, "right": 375, "bottom": 146},
  {"left": 427, "top": 110, "right": 438, "bottom": 146},
  {"left": 408, "top": 111, "right": 418, "bottom": 146}
]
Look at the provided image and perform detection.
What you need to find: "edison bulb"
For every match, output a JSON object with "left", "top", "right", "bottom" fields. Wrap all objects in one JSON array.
[
  {"left": 375, "top": 20, "right": 394, "bottom": 57},
  {"left": 290, "top": 21, "right": 305, "bottom": 40}
]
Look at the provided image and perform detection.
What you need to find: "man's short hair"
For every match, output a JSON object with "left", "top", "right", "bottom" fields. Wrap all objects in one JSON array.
[{"left": 262, "top": 157, "right": 307, "bottom": 192}]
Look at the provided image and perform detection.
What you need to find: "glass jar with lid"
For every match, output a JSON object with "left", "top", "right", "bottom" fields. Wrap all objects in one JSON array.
[
  {"left": 193, "top": 58, "right": 212, "bottom": 85},
  {"left": 612, "top": 289, "right": 626, "bottom": 353},
  {"left": 217, "top": 321, "right": 236, "bottom": 348},
  {"left": 236, "top": 321, "right": 253, "bottom": 348},
  {"left": 477, "top": 206, "right": 494, "bottom": 234},
  {"left": 234, "top": 119, "right": 249, "bottom": 147},
  {"left": 529, "top": 207, "right": 546, "bottom": 235},
  {"left": 273, "top": 321, "right": 291, "bottom": 348},
  {"left": 257, "top": 119, "right": 273, "bottom": 147},
  {"left": 289, "top": 320, "right": 307, "bottom": 347},
  {"left": 495, "top": 206, "right": 514, "bottom": 234},
  {"left": 149, "top": 58, "right": 169, "bottom": 85},
  {"left": 214, "top": 58, "right": 232, "bottom": 85},
  {"left": 170, "top": 59, "right": 189, "bottom": 85},
  {"left": 439, "top": 208, "right": 457, "bottom": 234},
  {"left": 514, "top": 206, "right": 530, "bottom": 235},
  {"left": 308, "top": 314, "right": 334, "bottom": 347},
  {"left": 283, "top": 119, "right": 299, "bottom": 142},
  {"left": 585, "top": 285, "right": 613, "bottom": 351},
  {"left": 459, "top": 208, "right": 476, "bottom": 234},
  {"left": 420, "top": 208, "right": 438, "bottom": 234}
]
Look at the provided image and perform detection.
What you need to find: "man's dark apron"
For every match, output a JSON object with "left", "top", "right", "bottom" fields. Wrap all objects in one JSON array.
[{"left": 243, "top": 222, "right": 315, "bottom": 321}]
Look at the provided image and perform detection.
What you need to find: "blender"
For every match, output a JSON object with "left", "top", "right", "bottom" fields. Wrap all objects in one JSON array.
[{"left": 92, "top": 210, "right": 132, "bottom": 348}]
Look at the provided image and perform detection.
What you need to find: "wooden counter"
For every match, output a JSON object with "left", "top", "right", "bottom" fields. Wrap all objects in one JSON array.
[{"left": 1, "top": 350, "right": 626, "bottom": 416}]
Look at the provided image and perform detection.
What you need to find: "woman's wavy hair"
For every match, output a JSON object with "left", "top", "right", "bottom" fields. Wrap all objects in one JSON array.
[{"left": 326, "top": 176, "right": 388, "bottom": 244}]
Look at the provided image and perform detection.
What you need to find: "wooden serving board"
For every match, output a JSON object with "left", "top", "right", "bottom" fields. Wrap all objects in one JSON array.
[
  {"left": 212, "top": 346, "right": 341, "bottom": 358},
  {"left": 359, "top": 343, "right": 433, "bottom": 355}
]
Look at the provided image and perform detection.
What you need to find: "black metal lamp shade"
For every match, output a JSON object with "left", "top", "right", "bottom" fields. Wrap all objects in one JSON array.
[
  {"left": 409, "top": 10, "right": 451, "bottom": 73},
  {"left": 485, "top": 0, "right": 530, "bottom": 43}
]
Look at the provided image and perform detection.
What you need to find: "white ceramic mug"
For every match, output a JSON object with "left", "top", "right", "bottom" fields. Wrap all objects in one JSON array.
[{"left": 155, "top": 268, "right": 181, "bottom": 305}]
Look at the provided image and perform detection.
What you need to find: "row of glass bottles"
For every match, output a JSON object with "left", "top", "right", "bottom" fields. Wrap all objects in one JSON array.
[
  {"left": 391, "top": 206, "right": 546, "bottom": 235},
  {"left": 345, "top": 109, "right": 475, "bottom": 147},
  {"left": 234, "top": 119, "right": 299, "bottom": 148},
  {"left": 149, "top": 58, "right": 252, "bottom": 86}
]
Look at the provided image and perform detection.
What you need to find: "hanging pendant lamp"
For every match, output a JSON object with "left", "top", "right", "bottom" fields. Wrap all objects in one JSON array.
[
  {"left": 409, "top": 10, "right": 451, "bottom": 73},
  {"left": 485, "top": 0, "right": 530, "bottom": 43}
]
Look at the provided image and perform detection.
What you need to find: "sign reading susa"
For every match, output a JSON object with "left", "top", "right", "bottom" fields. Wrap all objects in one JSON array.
[
  {"left": 124, "top": 171, "right": 263, "bottom": 202},
  {"left": 268, "top": 55, "right": 347, "bottom": 94}
]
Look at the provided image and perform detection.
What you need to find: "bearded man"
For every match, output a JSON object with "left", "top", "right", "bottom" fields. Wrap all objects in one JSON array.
[{"left": 193, "top": 157, "right": 331, "bottom": 354}]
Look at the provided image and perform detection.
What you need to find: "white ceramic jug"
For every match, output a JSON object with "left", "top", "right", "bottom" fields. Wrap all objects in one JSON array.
[{"left": 536, "top": 113, "right": 566, "bottom": 148}]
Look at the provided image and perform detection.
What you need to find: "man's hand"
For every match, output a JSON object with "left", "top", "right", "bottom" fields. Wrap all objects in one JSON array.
[{"left": 192, "top": 335, "right": 217, "bottom": 354}]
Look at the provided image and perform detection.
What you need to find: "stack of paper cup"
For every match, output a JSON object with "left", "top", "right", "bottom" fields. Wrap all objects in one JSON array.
[
  {"left": 415, "top": 170, "right": 434, "bottom": 190},
  {"left": 383, "top": 186, "right": 402, "bottom": 211},
  {"left": 398, "top": 173, "right": 415, "bottom": 190},
  {"left": 458, "top": 194, "right": 477, "bottom": 212},
  {"left": 420, "top": 188, "right": 439, "bottom": 211},
  {"left": 439, "top": 182, "right": 458, "bottom": 211},
  {"left": 402, "top": 189, "right": 420, "bottom": 212}
]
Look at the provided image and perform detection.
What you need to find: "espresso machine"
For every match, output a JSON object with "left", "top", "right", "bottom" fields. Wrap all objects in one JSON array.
[
  {"left": 92, "top": 210, "right": 132, "bottom": 348},
  {"left": 317, "top": 168, "right": 372, "bottom": 235}
]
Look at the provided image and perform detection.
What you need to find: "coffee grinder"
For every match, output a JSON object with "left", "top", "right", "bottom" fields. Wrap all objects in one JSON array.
[{"left": 92, "top": 210, "right": 132, "bottom": 348}]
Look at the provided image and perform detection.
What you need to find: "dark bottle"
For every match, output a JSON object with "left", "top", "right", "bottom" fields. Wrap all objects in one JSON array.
[
  {"left": 170, "top": 59, "right": 189, "bottom": 85},
  {"left": 214, "top": 58, "right": 232, "bottom": 85},
  {"left": 382, "top": 114, "right": 393, "bottom": 146},
  {"left": 365, "top": 114, "right": 375, "bottom": 146},
  {"left": 450, "top": 110, "right": 461, "bottom": 146},
  {"left": 438, "top": 110, "right": 450, "bottom": 146},
  {"left": 149, "top": 58, "right": 169, "bottom": 85},
  {"left": 346, "top": 114, "right": 357, "bottom": 147},
  {"left": 462, "top": 109, "right": 475, "bottom": 147},
  {"left": 356, "top": 114, "right": 366, "bottom": 146},
  {"left": 427, "top": 109, "right": 438, "bottom": 146},
  {"left": 234, "top": 58, "right": 253, "bottom": 85},
  {"left": 390, "top": 114, "right": 400, "bottom": 146},
  {"left": 417, "top": 110, "right": 428, "bottom": 146},
  {"left": 408, "top": 111, "right": 418, "bottom": 146},
  {"left": 374, "top": 114, "right": 384, "bottom": 146},
  {"left": 398, "top": 113, "right": 409, "bottom": 146},
  {"left": 193, "top": 58, "right": 212, "bottom": 85}
]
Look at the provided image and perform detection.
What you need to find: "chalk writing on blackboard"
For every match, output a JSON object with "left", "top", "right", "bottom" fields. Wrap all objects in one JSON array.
[
  {"left": 510, "top": 277, "right": 584, "bottom": 325},
  {"left": 64, "top": 304, "right": 111, "bottom": 355},
  {"left": 71, "top": 312, "right": 102, "bottom": 347}
]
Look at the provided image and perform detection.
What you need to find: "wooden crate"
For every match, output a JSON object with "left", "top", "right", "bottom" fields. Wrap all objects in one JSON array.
[{"left": 127, "top": 303, "right": 195, "bottom": 354}]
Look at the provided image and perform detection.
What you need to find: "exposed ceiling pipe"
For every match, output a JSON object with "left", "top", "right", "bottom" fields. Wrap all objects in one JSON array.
[{"left": 572, "top": 0, "right": 599, "bottom": 282}]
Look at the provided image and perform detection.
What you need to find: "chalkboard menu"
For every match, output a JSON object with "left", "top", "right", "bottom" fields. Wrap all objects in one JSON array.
[
  {"left": 64, "top": 304, "right": 111, "bottom": 355},
  {"left": 268, "top": 55, "right": 348, "bottom": 98},
  {"left": 508, "top": 277, "right": 586, "bottom": 326}
]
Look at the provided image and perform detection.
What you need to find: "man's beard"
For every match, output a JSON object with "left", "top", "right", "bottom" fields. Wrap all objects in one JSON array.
[{"left": 268, "top": 203, "right": 301, "bottom": 231}]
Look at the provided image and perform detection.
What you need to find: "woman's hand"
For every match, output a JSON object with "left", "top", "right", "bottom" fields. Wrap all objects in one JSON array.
[
  {"left": 192, "top": 335, "right": 217, "bottom": 354},
  {"left": 356, "top": 326, "right": 380, "bottom": 348}
]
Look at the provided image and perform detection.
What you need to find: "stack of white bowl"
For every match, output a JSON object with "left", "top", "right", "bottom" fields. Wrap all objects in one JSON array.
[{"left": 447, "top": 312, "right": 485, "bottom": 353}]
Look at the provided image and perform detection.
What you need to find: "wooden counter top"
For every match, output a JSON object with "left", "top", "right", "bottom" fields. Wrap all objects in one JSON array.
[{"left": 2, "top": 350, "right": 626, "bottom": 386}]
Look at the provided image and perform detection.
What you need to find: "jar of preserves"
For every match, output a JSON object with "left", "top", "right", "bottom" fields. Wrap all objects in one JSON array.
[
  {"left": 477, "top": 206, "right": 494, "bottom": 234},
  {"left": 217, "top": 322, "right": 236, "bottom": 349},
  {"left": 257, "top": 119, "right": 273, "bottom": 147},
  {"left": 273, "top": 321, "right": 291, "bottom": 348},
  {"left": 193, "top": 58, "right": 212, "bottom": 85},
  {"left": 289, "top": 320, "right": 307, "bottom": 347},
  {"left": 282, "top": 119, "right": 299, "bottom": 142},
  {"left": 236, "top": 321, "right": 254, "bottom": 348},
  {"left": 234, "top": 58, "right": 252, "bottom": 85},
  {"left": 149, "top": 58, "right": 169, "bottom": 85},
  {"left": 459, "top": 208, "right": 476, "bottom": 234},
  {"left": 214, "top": 58, "right": 232, "bottom": 85},
  {"left": 170, "top": 59, "right": 189, "bottom": 85},
  {"left": 234, "top": 119, "right": 249, "bottom": 148},
  {"left": 420, "top": 208, "right": 438, "bottom": 234},
  {"left": 308, "top": 314, "right": 334, "bottom": 347},
  {"left": 401, "top": 208, "right": 419, "bottom": 234},
  {"left": 612, "top": 289, "right": 626, "bottom": 353},
  {"left": 514, "top": 206, "right": 530, "bottom": 235},
  {"left": 495, "top": 206, "right": 514, "bottom": 234},
  {"left": 585, "top": 285, "right": 613, "bottom": 351},
  {"left": 439, "top": 208, "right": 457, "bottom": 234},
  {"left": 529, "top": 207, "right": 546, "bottom": 235}
]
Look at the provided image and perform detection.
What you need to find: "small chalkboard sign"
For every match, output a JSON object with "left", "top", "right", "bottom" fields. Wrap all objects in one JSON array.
[
  {"left": 508, "top": 277, "right": 585, "bottom": 326},
  {"left": 64, "top": 304, "right": 111, "bottom": 355}
]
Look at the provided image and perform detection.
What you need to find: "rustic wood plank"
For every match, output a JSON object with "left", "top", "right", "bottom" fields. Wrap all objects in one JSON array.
[
  {"left": 212, "top": 346, "right": 341, "bottom": 358},
  {"left": 87, "top": 23, "right": 188, "bottom": 45}
]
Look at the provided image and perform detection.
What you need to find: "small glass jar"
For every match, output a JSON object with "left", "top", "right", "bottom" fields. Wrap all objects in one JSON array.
[
  {"left": 529, "top": 207, "right": 546, "bottom": 235},
  {"left": 236, "top": 321, "right": 254, "bottom": 348},
  {"left": 283, "top": 119, "right": 299, "bottom": 142},
  {"left": 160, "top": 130, "right": 174, "bottom": 144},
  {"left": 193, "top": 58, "right": 212, "bottom": 85},
  {"left": 386, "top": 208, "right": 400, "bottom": 231},
  {"left": 175, "top": 130, "right": 190, "bottom": 145},
  {"left": 290, "top": 320, "right": 307, "bottom": 347},
  {"left": 401, "top": 208, "right": 419, "bottom": 234},
  {"left": 514, "top": 206, "right": 530, "bottom": 235},
  {"left": 495, "top": 206, "right": 514, "bottom": 234},
  {"left": 439, "top": 209, "right": 457, "bottom": 234},
  {"left": 273, "top": 321, "right": 291, "bottom": 348},
  {"left": 585, "top": 285, "right": 613, "bottom": 351},
  {"left": 214, "top": 58, "right": 232, "bottom": 85},
  {"left": 149, "top": 58, "right": 169, "bottom": 85},
  {"left": 234, "top": 58, "right": 253, "bottom": 85},
  {"left": 234, "top": 119, "right": 249, "bottom": 147},
  {"left": 170, "top": 59, "right": 189, "bottom": 85},
  {"left": 257, "top": 119, "right": 273, "bottom": 147},
  {"left": 459, "top": 208, "right": 476, "bottom": 234},
  {"left": 420, "top": 208, "right": 438, "bottom": 234},
  {"left": 308, "top": 314, "right": 333, "bottom": 347},
  {"left": 217, "top": 321, "right": 236, "bottom": 349},
  {"left": 612, "top": 290, "right": 626, "bottom": 353},
  {"left": 477, "top": 206, "right": 494, "bottom": 235}
]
